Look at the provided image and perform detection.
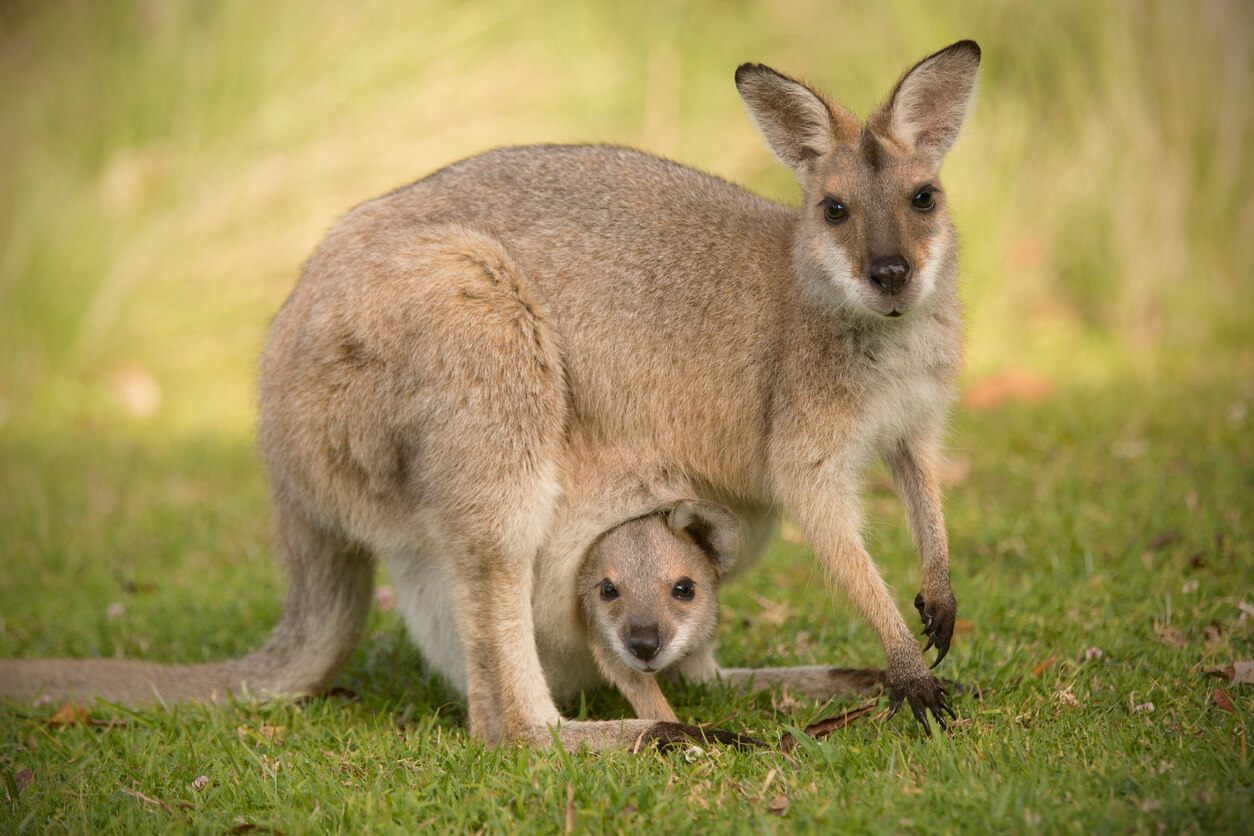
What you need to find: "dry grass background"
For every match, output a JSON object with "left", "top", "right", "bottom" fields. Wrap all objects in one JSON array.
[{"left": 1, "top": 0, "right": 1250, "bottom": 439}]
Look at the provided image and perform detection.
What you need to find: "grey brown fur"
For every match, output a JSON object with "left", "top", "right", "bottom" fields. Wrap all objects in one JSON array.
[{"left": 1, "top": 41, "right": 980, "bottom": 748}]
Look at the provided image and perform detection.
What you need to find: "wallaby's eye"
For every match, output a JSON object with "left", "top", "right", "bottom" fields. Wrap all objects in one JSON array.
[
  {"left": 599, "top": 580, "right": 619, "bottom": 601},
  {"left": 911, "top": 188, "right": 936, "bottom": 212},
  {"left": 672, "top": 577, "right": 695, "bottom": 601},
  {"left": 823, "top": 201, "right": 849, "bottom": 224}
]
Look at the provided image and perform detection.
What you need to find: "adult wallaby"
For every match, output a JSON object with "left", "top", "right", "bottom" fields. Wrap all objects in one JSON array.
[{"left": 2, "top": 41, "right": 979, "bottom": 748}]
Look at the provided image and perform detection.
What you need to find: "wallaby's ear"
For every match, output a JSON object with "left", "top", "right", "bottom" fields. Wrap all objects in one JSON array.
[
  {"left": 735, "top": 63, "right": 856, "bottom": 177},
  {"left": 875, "top": 40, "right": 981, "bottom": 160},
  {"left": 667, "top": 500, "right": 740, "bottom": 578}
]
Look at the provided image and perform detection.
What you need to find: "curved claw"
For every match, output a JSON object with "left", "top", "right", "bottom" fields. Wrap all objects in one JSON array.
[
  {"left": 888, "top": 673, "right": 956, "bottom": 736},
  {"left": 910, "top": 699, "right": 932, "bottom": 737},
  {"left": 914, "top": 591, "right": 956, "bottom": 669},
  {"left": 887, "top": 690, "right": 904, "bottom": 720}
]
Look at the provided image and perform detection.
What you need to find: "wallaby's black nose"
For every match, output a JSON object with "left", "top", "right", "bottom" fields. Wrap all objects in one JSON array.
[
  {"left": 868, "top": 255, "right": 912, "bottom": 295},
  {"left": 626, "top": 626, "right": 661, "bottom": 662}
]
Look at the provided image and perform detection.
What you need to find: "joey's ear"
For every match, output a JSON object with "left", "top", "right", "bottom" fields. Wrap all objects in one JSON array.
[
  {"left": 735, "top": 63, "right": 857, "bottom": 177},
  {"left": 874, "top": 39, "right": 981, "bottom": 160},
  {"left": 666, "top": 500, "right": 740, "bottom": 578}
]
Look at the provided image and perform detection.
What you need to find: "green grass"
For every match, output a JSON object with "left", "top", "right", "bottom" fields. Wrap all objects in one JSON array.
[
  {"left": 3, "top": 378, "right": 1251, "bottom": 834},
  {"left": 1, "top": 1, "right": 1252, "bottom": 833}
]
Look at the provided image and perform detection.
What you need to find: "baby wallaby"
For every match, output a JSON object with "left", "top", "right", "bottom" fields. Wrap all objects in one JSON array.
[{"left": 577, "top": 501, "right": 737, "bottom": 723}]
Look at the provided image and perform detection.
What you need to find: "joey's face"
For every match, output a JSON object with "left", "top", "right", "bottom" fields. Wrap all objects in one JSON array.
[
  {"left": 589, "top": 569, "right": 716, "bottom": 673},
  {"left": 578, "top": 519, "right": 720, "bottom": 675},
  {"left": 803, "top": 132, "right": 956, "bottom": 319}
]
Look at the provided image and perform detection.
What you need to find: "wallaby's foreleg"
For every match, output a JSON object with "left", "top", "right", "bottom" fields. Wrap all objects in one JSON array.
[
  {"left": 774, "top": 469, "right": 952, "bottom": 734},
  {"left": 885, "top": 433, "right": 957, "bottom": 668}
]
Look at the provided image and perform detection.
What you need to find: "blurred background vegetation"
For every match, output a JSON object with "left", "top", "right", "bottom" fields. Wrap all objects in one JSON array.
[{"left": 0, "top": 0, "right": 1250, "bottom": 437}]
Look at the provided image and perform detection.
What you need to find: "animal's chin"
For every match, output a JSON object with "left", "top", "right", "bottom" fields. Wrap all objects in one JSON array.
[{"left": 862, "top": 293, "right": 918, "bottom": 319}]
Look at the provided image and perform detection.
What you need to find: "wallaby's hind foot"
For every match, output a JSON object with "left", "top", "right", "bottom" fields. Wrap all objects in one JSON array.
[
  {"left": 540, "top": 718, "right": 764, "bottom": 753},
  {"left": 715, "top": 666, "right": 887, "bottom": 701},
  {"left": 714, "top": 665, "right": 965, "bottom": 733}
]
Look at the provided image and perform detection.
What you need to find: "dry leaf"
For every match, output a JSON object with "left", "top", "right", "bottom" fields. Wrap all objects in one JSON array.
[
  {"left": 780, "top": 702, "right": 877, "bottom": 753},
  {"left": 1053, "top": 684, "right": 1078, "bottom": 707},
  {"left": 1213, "top": 688, "right": 1235, "bottom": 713},
  {"left": 767, "top": 794, "right": 790, "bottom": 815},
  {"left": 47, "top": 702, "right": 89, "bottom": 728},
  {"left": 1205, "top": 664, "right": 1236, "bottom": 682},
  {"left": 1234, "top": 661, "right": 1254, "bottom": 686},
  {"left": 750, "top": 594, "right": 794, "bottom": 627},
  {"left": 1030, "top": 652, "right": 1057, "bottom": 677},
  {"left": 1153, "top": 621, "right": 1186, "bottom": 647},
  {"left": 13, "top": 768, "right": 33, "bottom": 797},
  {"left": 1203, "top": 624, "right": 1223, "bottom": 648}
]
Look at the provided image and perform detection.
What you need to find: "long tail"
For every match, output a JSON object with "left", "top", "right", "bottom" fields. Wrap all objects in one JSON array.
[{"left": 0, "top": 504, "right": 375, "bottom": 708}]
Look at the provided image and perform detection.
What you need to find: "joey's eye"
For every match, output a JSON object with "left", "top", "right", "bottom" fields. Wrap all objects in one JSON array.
[
  {"left": 672, "top": 577, "right": 695, "bottom": 601},
  {"left": 823, "top": 201, "right": 849, "bottom": 224},
  {"left": 599, "top": 580, "right": 619, "bottom": 601},
  {"left": 911, "top": 188, "right": 936, "bottom": 212}
]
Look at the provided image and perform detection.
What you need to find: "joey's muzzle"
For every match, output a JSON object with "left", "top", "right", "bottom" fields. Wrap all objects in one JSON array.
[
  {"left": 626, "top": 625, "right": 661, "bottom": 662},
  {"left": 868, "top": 255, "right": 912, "bottom": 295}
]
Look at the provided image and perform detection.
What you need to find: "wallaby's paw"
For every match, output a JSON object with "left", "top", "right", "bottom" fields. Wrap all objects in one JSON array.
[
  {"left": 644, "top": 721, "right": 766, "bottom": 752},
  {"left": 914, "top": 590, "right": 957, "bottom": 668},
  {"left": 887, "top": 672, "right": 956, "bottom": 737}
]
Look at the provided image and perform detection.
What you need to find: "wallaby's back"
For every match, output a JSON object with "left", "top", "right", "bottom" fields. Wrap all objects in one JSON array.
[{"left": 276, "top": 146, "right": 800, "bottom": 499}]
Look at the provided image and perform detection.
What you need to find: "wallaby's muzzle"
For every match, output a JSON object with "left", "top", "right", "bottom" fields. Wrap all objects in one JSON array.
[{"left": 869, "top": 255, "right": 912, "bottom": 295}]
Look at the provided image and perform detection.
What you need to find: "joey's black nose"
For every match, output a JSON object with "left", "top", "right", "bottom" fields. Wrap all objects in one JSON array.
[
  {"left": 868, "top": 255, "right": 912, "bottom": 295},
  {"left": 626, "top": 626, "right": 661, "bottom": 662}
]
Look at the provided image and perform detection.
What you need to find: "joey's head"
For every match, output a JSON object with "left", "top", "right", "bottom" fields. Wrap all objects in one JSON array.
[
  {"left": 578, "top": 500, "right": 739, "bottom": 676},
  {"left": 736, "top": 41, "right": 981, "bottom": 320}
]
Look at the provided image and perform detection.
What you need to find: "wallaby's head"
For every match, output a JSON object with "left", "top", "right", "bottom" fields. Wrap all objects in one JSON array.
[
  {"left": 736, "top": 41, "right": 980, "bottom": 319},
  {"left": 578, "top": 500, "right": 739, "bottom": 675}
]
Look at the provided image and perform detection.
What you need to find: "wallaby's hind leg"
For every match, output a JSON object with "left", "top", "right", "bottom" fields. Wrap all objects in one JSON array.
[{"left": 233, "top": 498, "right": 375, "bottom": 697}]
